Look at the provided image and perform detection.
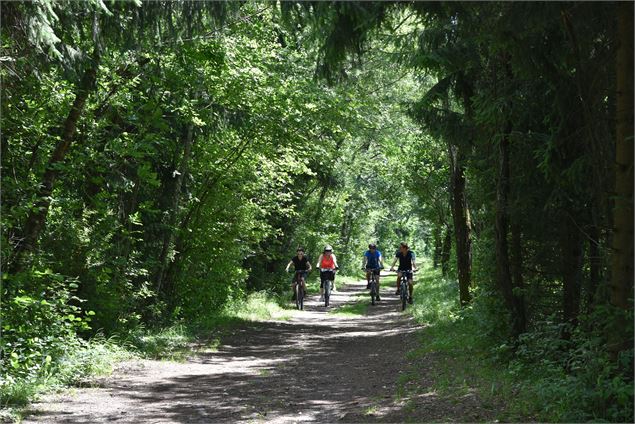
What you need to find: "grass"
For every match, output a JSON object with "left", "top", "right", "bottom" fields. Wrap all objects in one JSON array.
[
  {"left": 400, "top": 264, "right": 527, "bottom": 421},
  {"left": 399, "top": 265, "right": 633, "bottom": 422},
  {"left": 331, "top": 296, "right": 368, "bottom": 316},
  {"left": 327, "top": 275, "right": 370, "bottom": 316},
  {"left": 129, "top": 290, "right": 295, "bottom": 361},
  {"left": 364, "top": 404, "right": 379, "bottom": 415},
  {"left": 1, "top": 335, "right": 136, "bottom": 422},
  {"left": 225, "top": 290, "right": 293, "bottom": 322}
]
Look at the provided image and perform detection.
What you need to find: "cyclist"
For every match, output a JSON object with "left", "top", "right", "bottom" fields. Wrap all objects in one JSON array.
[
  {"left": 389, "top": 242, "right": 417, "bottom": 304},
  {"left": 362, "top": 243, "right": 384, "bottom": 301},
  {"left": 316, "top": 245, "right": 339, "bottom": 301},
  {"left": 285, "top": 246, "right": 312, "bottom": 300}
]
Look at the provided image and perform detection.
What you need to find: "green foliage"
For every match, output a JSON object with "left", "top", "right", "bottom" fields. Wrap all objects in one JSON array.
[
  {"left": 409, "top": 266, "right": 634, "bottom": 423},
  {"left": 1, "top": 1, "right": 630, "bottom": 421},
  {"left": 49, "top": 335, "right": 134, "bottom": 388},
  {"left": 125, "top": 325, "right": 191, "bottom": 361},
  {"left": 505, "top": 305, "right": 634, "bottom": 422},
  {"left": 1, "top": 271, "right": 91, "bottom": 384},
  {"left": 0, "top": 333, "right": 133, "bottom": 407}
]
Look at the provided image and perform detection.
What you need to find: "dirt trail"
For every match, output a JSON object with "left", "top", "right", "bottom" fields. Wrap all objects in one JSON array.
[{"left": 24, "top": 278, "right": 492, "bottom": 423}]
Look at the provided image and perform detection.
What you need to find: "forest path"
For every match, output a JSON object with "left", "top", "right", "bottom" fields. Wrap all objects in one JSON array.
[{"left": 24, "top": 278, "right": 491, "bottom": 423}]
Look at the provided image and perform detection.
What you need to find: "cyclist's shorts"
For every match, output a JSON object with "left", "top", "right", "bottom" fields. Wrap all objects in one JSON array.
[
  {"left": 293, "top": 271, "right": 308, "bottom": 283},
  {"left": 398, "top": 270, "right": 414, "bottom": 279},
  {"left": 366, "top": 268, "right": 381, "bottom": 276}
]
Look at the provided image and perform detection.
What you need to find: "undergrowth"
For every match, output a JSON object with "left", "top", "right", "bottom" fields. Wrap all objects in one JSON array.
[{"left": 405, "top": 265, "right": 634, "bottom": 423}]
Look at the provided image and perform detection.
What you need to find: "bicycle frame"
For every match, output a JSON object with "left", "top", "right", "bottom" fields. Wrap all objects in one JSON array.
[
  {"left": 399, "top": 270, "right": 413, "bottom": 311},
  {"left": 320, "top": 268, "right": 335, "bottom": 307},
  {"left": 293, "top": 270, "right": 307, "bottom": 310},
  {"left": 366, "top": 268, "right": 380, "bottom": 305}
]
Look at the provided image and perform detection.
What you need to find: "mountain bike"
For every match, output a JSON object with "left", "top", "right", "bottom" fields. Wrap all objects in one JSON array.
[
  {"left": 398, "top": 270, "right": 414, "bottom": 311},
  {"left": 291, "top": 270, "right": 308, "bottom": 310},
  {"left": 365, "top": 267, "right": 382, "bottom": 305},
  {"left": 320, "top": 268, "right": 336, "bottom": 307}
]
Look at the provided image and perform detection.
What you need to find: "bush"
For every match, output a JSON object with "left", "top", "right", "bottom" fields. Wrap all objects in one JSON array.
[
  {"left": 510, "top": 309, "right": 634, "bottom": 423},
  {"left": 1, "top": 270, "right": 93, "bottom": 396}
]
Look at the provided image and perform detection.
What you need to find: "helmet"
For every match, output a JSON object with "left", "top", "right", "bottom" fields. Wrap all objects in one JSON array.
[
  {"left": 369, "top": 243, "right": 377, "bottom": 249},
  {"left": 324, "top": 245, "right": 333, "bottom": 252}
]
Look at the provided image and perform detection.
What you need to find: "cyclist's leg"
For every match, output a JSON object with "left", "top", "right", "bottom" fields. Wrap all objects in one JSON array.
[
  {"left": 319, "top": 271, "right": 325, "bottom": 299},
  {"left": 291, "top": 273, "right": 299, "bottom": 299},
  {"left": 331, "top": 270, "right": 336, "bottom": 291},
  {"left": 375, "top": 269, "right": 381, "bottom": 300}
]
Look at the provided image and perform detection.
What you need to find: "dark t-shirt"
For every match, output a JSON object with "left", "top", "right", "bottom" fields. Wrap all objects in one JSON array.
[
  {"left": 395, "top": 250, "right": 415, "bottom": 271},
  {"left": 291, "top": 256, "right": 310, "bottom": 271}
]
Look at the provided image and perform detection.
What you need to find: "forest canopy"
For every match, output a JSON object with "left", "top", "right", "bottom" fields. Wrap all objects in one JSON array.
[{"left": 1, "top": 1, "right": 632, "bottom": 421}]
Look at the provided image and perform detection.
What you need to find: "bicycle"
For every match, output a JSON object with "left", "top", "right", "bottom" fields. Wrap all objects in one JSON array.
[
  {"left": 365, "top": 267, "right": 382, "bottom": 305},
  {"left": 290, "top": 270, "right": 308, "bottom": 310},
  {"left": 397, "top": 270, "right": 414, "bottom": 311},
  {"left": 320, "top": 267, "right": 336, "bottom": 307}
]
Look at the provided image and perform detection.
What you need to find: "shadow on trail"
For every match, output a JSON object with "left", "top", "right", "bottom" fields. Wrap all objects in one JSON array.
[{"left": 26, "top": 280, "right": 430, "bottom": 423}]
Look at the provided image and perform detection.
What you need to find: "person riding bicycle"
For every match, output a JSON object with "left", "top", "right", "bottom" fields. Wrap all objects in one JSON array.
[
  {"left": 389, "top": 242, "right": 417, "bottom": 304},
  {"left": 316, "top": 245, "right": 339, "bottom": 302},
  {"left": 362, "top": 243, "right": 384, "bottom": 301},
  {"left": 285, "top": 247, "right": 312, "bottom": 300}
]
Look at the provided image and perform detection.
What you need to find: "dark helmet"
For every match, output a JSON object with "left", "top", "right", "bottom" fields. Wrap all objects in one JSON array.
[{"left": 368, "top": 243, "right": 377, "bottom": 249}]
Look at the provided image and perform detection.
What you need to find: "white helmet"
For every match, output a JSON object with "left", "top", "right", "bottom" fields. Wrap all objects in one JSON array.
[{"left": 324, "top": 245, "right": 333, "bottom": 252}]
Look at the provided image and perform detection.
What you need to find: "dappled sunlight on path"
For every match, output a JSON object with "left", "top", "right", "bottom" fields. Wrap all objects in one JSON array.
[{"left": 23, "top": 278, "right": 474, "bottom": 423}]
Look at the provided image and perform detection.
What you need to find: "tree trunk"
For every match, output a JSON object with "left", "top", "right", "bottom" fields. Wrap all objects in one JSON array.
[
  {"left": 8, "top": 50, "right": 100, "bottom": 274},
  {"left": 561, "top": 214, "right": 584, "bottom": 333},
  {"left": 587, "top": 224, "right": 601, "bottom": 309},
  {"left": 607, "top": 1, "right": 634, "bottom": 357},
  {"left": 441, "top": 224, "right": 452, "bottom": 278},
  {"left": 610, "top": 0, "right": 634, "bottom": 312},
  {"left": 510, "top": 220, "right": 527, "bottom": 335},
  {"left": 432, "top": 226, "right": 442, "bottom": 269},
  {"left": 494, "top": 121, "right": 518, "bottom": 335},
  {"left": 449, "top": 143, "right": 472, "bottom": 306},
  {"left": 155, "top": 120, "right": 195, "bottom": 296},
  {"left": 313, "top": 183, "right": 329, "bottom": 222}
]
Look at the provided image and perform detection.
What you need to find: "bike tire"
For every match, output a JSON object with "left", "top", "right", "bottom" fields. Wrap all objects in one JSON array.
[
  {"left": 299, "top": 286, "right": 304, "bottom": 310},
  {"left": 401, "top": 281, "right": 408, "bottom": 311},
  {"left": 324, "top": 281, "right": 330, "bottom": 307},
  {"left": 295, "top": 285, "right": 301, "bottom": 310}
]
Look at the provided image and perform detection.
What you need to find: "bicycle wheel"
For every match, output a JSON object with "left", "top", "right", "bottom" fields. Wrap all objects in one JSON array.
[
  {"left": 324, "top": 281, "right": 330, "bottom": 307},
  {"left": 401, "top": 282, "right": 407, "bottom": 311},
  {"left": 370, "top": 280, "right": 376, "bottom": 306},
  {"left": 298, "top": 286, "right": 304, "bottom": 310},
  {"left": 295, "top": 285, "right": 301, "bottom": 310}
]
